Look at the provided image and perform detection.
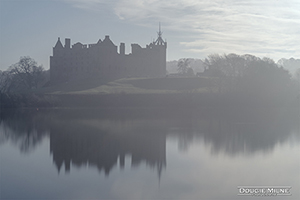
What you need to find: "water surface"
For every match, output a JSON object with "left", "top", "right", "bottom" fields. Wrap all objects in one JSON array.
[{"left": 1, "top": 107, "right": 299, "bottom": 199}]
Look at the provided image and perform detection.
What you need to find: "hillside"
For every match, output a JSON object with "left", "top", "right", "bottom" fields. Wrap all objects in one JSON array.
[{"left": 39, "top": 77, "right": 216, "bottom": 95}]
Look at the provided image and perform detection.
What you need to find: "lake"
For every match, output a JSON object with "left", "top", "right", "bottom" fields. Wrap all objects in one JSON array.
[{"left": 1, "top": 107, "right": 299, "bottom": 199}]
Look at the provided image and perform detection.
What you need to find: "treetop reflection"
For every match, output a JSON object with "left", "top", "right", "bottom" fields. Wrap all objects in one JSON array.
[{"left": 1, "top": 107, "right": 299, "bottom": 175}]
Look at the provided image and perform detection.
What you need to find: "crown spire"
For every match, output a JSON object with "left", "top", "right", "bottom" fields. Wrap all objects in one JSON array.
[
  {"left": 154, "top": 22, "right": 165, "bottom": 45},
  {"left": 158, "top": 22, "right": 162, "bottom": 38}
]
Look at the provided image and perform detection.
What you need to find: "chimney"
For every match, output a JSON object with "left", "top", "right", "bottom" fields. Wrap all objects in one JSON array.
[
  {"left": 120, "top": 43, "right": 125, "bottom": 55},
  {"left": 65, "top": 38, "right": 71, "bottom": 49}
]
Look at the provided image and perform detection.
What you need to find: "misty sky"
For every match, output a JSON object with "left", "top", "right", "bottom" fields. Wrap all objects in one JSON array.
[{"left": 1, "top": 0, "right": 300, "bottom": 70}]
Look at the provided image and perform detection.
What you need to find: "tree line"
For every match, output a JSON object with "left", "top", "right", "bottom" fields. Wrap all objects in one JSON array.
[
  {"left": 1, "top": 54, "right": 299, "bottom": 108},
  {"left": 204, "top": 54, "right": 291, "bottom": 91},
  {"left": 175, "top": 54, "right": 299, "bottom": 106},
  {"left": 202, "top": 54, "right": 299, "bottom": 106}
]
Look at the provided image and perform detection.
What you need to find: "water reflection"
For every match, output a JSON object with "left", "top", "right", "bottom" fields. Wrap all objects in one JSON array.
[
  {"left": 50, "top": 117, "right": 166, "bottom": 176},
  {"left": 1, "top": 107, "right": 299, "bottom": 176},
  {"left": 172, "top": 107, "right": 300, "bottom": 156},
  {"left": 0, "top": 110, "right": 50, "bottom": 153}
]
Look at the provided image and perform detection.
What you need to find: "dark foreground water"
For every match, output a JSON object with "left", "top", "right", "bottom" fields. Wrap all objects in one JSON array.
[{"left": 1, "top": 107, "right": 299, "bottom": 200}]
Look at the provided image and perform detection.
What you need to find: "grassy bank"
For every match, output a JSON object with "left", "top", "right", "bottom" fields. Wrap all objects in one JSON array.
[
  {"left": 1, "top": 77, "right": 298, "bottom": 109},
  {"left": 38, "top": 77, "right": 217, "bottom": 95}
]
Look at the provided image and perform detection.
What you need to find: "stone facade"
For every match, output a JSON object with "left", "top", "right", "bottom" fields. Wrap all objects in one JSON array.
[{"left": 50, "top": 29, "right": 167, "bottom": 83}]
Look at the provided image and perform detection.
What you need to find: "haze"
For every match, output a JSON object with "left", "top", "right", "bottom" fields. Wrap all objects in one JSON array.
[{"left": 1, "top": 0, "right": 299, "bottom": 70}]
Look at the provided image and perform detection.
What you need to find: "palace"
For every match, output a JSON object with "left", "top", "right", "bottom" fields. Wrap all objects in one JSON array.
[{"left": 50, "top": 27, "right": 167, "bottom": 83}]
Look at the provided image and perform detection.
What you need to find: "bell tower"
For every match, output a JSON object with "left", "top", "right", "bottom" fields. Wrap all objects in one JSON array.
[{"left": 151, "top": 23, "right": 167, "bottom": 76}]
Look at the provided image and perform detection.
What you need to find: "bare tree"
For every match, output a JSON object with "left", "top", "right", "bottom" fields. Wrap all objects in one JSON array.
[
  {"left": 177, "top": 58, "right": 191, "bottom": 74},
  {"left": 9, "top": 56, "right": 44, "bottom": 90}
]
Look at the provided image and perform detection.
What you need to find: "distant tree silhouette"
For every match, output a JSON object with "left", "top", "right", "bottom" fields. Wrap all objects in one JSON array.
[
  {"left": 277, "top": 58, "right": 300, "bottom": 78},
  {"left": 203, "top": 54, "right": 226, "bottom": 92},
  {"left": 0, "top": 57, "right": 49, "bottom": 108},
  {"left": 203, "top": 54, "right": 224, "bottom": 76},
  {"left": 203, "top": 54, "right": 292, "bottom": 98},
  {"left": 177, "top": 58, "right": 191, "bottom": 74},
  {"left": 9, "top": 56, "right": 45, "bottom": 91}
]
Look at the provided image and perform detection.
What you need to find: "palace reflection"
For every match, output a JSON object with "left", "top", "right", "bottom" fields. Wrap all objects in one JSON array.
[
  {"left": 49, "top": 117, "right": 167, "bottom": 176},
  {"left": 1, "top": 107, "right": 299, "bottom": 176}
]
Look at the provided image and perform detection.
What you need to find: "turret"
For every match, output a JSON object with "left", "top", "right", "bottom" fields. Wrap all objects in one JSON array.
[{"left": 151, "top": 23, "right": 167, "bottom": 77}]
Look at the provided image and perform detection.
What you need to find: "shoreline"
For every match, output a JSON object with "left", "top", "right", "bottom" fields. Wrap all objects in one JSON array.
[{"left": 1, "top": 92, "right": 298, "bottom": 109}]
